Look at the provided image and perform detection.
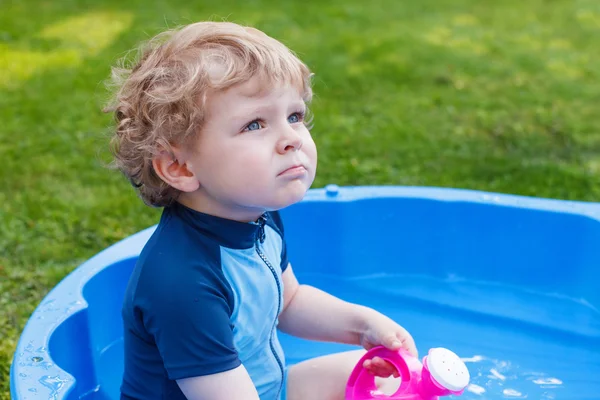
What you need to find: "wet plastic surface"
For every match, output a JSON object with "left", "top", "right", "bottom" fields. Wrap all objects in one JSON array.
[{"left": 11, "top": 186, "right": 600, "bottom": 399}]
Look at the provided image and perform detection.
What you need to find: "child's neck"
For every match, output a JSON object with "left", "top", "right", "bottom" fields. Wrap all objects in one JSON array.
[{"left": 177, "top": 192, "right": 265, "bottom": 223}]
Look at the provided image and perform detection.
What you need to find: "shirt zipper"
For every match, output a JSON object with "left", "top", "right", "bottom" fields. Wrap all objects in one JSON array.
[{"left": 255, "top": 214, "right": 285, "bottom": 399}]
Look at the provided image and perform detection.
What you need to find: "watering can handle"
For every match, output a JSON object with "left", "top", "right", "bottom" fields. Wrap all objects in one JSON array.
[{"left": 345, "top": 346, "right": 413, "bottom": 399}]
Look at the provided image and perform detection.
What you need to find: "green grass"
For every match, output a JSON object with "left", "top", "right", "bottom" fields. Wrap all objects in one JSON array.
[{"left": 2, "top": 0, "right": 600, "bottom": 397}]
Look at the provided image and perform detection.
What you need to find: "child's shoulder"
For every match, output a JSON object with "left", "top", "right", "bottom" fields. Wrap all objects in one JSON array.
[
  {"left": 132, "top": 207, "right": 228, "bottom": 295},
  {"left": 142, "top": 206, "right": 220, "bottom": 260}
]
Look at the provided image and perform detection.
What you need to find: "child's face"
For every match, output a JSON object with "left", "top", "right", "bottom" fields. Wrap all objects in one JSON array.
[{"left": 183, "top": 75, "right": 317, "bottom": 221}]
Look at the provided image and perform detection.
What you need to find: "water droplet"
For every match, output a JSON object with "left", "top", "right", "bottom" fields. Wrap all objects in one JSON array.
[
  {"left": 19, "top": 373, "right": 27, "bottom": 377},
  {"left": 39, "top": 361, "right": 54, "bottom": 370},
  {"left": 28, "top": 388, "right": 37, "bottom": 393},
  {"left": 39, "top": 375, "right": 69, "bottom": 399},
  {"left": 31, "top": 356, "right": 44, "bottom": 363},
  {"left": 481, "top": 194, "right": 492, "bottom": 201}
]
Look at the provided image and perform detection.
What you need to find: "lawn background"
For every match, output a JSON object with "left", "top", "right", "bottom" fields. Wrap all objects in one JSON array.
[{"left": 1, "top": 0, "right": 600, "bottom": 397}]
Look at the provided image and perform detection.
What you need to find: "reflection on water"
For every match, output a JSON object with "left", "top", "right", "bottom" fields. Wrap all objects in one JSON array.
[
  {"left": 488, "top": 369, "right": 506, "bottom": 381},
  {"left": 532, "top": 378, "right": 563, "bottom": 386},
  {"left": 461, "top": 355, "right": 563, "bottom": 399},
  {"left": 502, "top": 389, "right": 523, "bottom": 397},
  {"left": 467, "top": 384, "right": 486, "bottom": 395}
]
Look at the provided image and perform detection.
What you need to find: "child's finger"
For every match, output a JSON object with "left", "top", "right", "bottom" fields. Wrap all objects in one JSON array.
[
  {"left": 381, "top": 334, "right": 403, "bottom": 350},
  {"left": 372, "top": 357, "right": 390, "bottom": 368},
  {"left": 363, "top": 360, "right": 381, "bottom": 376},
  {"left": 372, "top": 358, "right": 399, "bottom": 378},
  {"left": 396, "top": 331, "right": 418, "bottom": 358},
  {"left": 368, "top": 357, "right": 398, "bottom": 378},
  {"left": 372, "top": 366, "right": 395, "bottom": 378}
]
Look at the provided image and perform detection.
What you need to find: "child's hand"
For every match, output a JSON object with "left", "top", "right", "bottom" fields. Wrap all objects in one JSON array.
[{"left": 359, "top": 314, "right": 417, "bottom": 378}]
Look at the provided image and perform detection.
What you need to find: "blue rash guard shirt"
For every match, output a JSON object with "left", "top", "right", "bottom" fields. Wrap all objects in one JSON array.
[{"left": 120, "top": 202, "right": 288, "bottom": 400}]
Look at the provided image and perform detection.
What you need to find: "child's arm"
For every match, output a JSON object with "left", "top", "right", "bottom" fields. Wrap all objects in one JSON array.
[
  {"left": 177, "top": 365, "right": 260, "bottom": 400},
  {"left": 278, "top": 264, "right": 417, "bottom": 369}
]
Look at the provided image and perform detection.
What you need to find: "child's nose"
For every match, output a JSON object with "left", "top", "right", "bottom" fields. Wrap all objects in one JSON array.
[{"left": 277, "top": 126, "right": 303, "bottom": 154}]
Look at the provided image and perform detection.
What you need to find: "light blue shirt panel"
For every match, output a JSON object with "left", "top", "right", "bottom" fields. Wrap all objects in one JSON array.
[{"left": 220, "top": 224, "right": 286, "bottom": 400}]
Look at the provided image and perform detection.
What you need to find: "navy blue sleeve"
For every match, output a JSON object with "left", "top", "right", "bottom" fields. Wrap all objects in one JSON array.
[
  {"left": 267, "top": 211, "right": 289, "bottom": 272},
  {"left": 142, "top": 260, "right": 241, "bottom": 380}
]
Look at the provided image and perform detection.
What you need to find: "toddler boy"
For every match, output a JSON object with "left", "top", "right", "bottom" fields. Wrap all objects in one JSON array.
[{"left": 105, "top": 21, "right": 417, "bottom": 400}]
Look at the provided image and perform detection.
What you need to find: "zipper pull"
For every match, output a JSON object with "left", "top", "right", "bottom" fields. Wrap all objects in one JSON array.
[{"left": 257, "top": 214, "right": 267, "bottom": 243}]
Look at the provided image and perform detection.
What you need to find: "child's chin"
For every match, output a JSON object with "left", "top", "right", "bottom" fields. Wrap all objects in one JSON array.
[{"left": 272, "top": 187, "right": 309, "bottom": 209}]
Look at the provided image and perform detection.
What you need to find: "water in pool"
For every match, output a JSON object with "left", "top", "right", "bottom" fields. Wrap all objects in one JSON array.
[
  {"left": 277, "top": 273, "right": 600, "bottom": 400},
  {"left": 89, "top": 273, "right": 600, "bottom": 400}
]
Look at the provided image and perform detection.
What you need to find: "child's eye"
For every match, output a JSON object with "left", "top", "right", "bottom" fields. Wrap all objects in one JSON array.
[
  {"left": 243, "top": 120, "right": 263, "bottom": 132},
  {"left": 288, "top": 111, "right": 305, "bottom": 124}
]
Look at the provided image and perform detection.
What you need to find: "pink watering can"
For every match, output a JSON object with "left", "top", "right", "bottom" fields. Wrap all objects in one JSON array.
[{"left": 345, "top": 346, "right": 470, "bottom": 400}]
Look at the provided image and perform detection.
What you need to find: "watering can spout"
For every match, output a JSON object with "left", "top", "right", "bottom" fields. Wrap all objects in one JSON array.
[{"left": 418, "top": 348, "right": 470, "bottom": 398}]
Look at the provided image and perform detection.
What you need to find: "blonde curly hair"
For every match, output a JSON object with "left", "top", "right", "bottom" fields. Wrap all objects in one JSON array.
[{"left": 104, "top": 21, "right": 313, "bottom": 207}]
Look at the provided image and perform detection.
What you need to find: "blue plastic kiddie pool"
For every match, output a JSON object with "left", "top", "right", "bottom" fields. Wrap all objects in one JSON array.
[{"left": 10, "top": 186, "right": 600, "bottom": 399}]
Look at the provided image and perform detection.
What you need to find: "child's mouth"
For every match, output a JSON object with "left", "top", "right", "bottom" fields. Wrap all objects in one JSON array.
[{"left": 278, "top": 165, "right": 307, "bottom": 177}]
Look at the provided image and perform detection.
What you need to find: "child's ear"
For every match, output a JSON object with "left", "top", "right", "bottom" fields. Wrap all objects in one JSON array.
[{"left": 152, "top": 146, "right": 200, "bottom": 193}]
